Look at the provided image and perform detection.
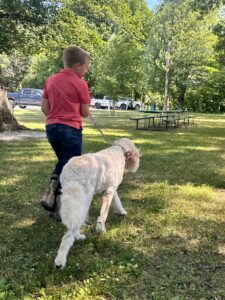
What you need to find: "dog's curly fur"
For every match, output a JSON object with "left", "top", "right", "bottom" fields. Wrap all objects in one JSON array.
[{"left": 54, "top": 138, "right": 140, "bottom": 268}]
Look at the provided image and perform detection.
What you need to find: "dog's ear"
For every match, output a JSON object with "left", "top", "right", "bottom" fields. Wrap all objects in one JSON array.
[
  {"left": 124, "top": 150, "right": 132, "bottom": 161},
  {"left": 125, "top": 149, "right": 140, "bottom": 173}
]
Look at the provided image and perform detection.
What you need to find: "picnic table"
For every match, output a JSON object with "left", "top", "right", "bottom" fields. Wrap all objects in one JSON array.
[{"left": 130, "top": 110, "right": 195, "bottom": 131}]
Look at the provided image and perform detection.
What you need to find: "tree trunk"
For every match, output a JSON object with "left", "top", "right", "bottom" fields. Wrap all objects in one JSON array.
[
  {"left": 0, "top": 89, "right": 24, "bottom": 132},
  {"left": 163, "top": 68, "right": 169, "bottom": 111},
  {"left": 178, "top": 85, "right": 187, "bottom": 110},
  {"left": 216, "top": 102, "right": 220, "bottom": 113},
  {"left": 163, "top": 41, "right": 172, "bottom": 111},
  {"left": 198, "top": 98, "right": 203, "bottom": 112}
]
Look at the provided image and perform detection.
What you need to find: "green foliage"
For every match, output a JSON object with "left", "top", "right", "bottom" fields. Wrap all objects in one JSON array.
[
  {"left": 64, "top": 0, "right": 151, "bottom": 41},
  {"left": 22, "top": 5, "right": 103, "bottom": 88},
  {"left": 191, "top": 0, "right": 224, "bottom": 14},
  {"left": 186, "top": 66, "right": 225, "bottom": 112},
  {"left": 0, "top": 51, "right": 31, "bottom": 90},
  {"left": 0, "top": 0, "right": 57, "bottom": 54},
  {"left": 22, "top": 53, "right": 56, "bottom": 89},
  {"left": 163, "top": 0, "right": 224, "bottom": 14},
  {"left": 214, "top": 18, "right": 225, "bottom": 66},
  {"left": 1, "top": 0, "right": 225, "bottom": 112},
  {"left": 22, "top": 0, "right": 152, "bottom": 95},
  {"left": 93, "top": 32, "right": 146, "bottom": 99},
  {"left": 146, "top": 0, "right": 218, "bottom": 108},
  {"left": 91, "top": 0, "right": 152, "bottom": 99}
]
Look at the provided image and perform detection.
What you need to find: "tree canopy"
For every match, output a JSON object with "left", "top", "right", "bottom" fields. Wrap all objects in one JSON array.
[
  {"left": 1, "top": 0, "right": 225, "bottom": 112},
  {"left": 0, "top": 0, "right": 57, "bottom": 54}
]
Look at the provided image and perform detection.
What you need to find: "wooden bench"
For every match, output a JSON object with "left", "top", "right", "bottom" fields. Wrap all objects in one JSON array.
[
  {"left": 163, "top": 113, "right": 196, "bottom": 127},
  {"left": 187, "top": 115, "right": 195, "bottom": 125},
  {"left": 130, "top": 114, "right": 196, "bottom": 131},
  {"left": 130, "top": 116, "right": 168, "bottom": 130},
  {"left": 176, "top": 115, "right": 195, "bottom": 126},
  {"left": 161, "top": 115, "right": 180, "bottom": 129}
]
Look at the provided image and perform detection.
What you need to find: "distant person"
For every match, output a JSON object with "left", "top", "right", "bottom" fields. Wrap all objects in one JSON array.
[
  {"left": 40, "top": 45, "right": 91, "bottom": 218},
  {"left": 150, "top": 103, "right": 156, "bottom": 111}
]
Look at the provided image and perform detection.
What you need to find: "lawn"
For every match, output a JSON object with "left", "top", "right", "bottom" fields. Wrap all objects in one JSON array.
[{"left": 0, "top": 108, "right": 225, "bottom": 300}]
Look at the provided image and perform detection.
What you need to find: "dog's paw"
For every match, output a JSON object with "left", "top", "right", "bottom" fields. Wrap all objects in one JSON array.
[
  {"left": 54, "top": 255, "right": 66, "bottom": 269},
  {"left": 117, "top": 208, "right": 127, "bottom": 215},
  {"left": 75, "top": 232, "right": 86, "bottom": 241},
  {"left": 96, "top": 221, "right": 106, "bottom": 233}
]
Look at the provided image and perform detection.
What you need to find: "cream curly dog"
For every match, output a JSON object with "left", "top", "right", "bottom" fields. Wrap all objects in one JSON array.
[{"left": 54, "top": 138, "right": 140, "bottom": 268}]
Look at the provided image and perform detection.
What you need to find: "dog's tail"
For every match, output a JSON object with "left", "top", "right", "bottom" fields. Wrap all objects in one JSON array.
[{"left": 60, "top": 184, "right": 90, "bottom": 231}]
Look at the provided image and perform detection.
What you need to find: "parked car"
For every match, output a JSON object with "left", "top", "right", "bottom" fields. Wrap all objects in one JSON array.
[
  {"left": 115, "top": 99, "right": 143, "bottom": 110},
  {"left": 7, "top": 88, "right": 43, "bottom": 108},
  {"left": 90, "top": 96, "right": 113, "bottom": 109}
]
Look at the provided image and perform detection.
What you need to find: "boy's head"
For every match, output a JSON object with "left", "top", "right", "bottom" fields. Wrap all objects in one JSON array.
[{"left": 63, "top": 45, "right": 91, "bottom": 78}]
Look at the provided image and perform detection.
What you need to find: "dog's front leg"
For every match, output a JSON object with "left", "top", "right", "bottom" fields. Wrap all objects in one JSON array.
[
  {"left": 55, "top": 229, "right": 85, "bottom": 268},
  {"left": 113, "top": 191, "right": 127, "bottom": 215},
  {"left": 96, "top": 189, "right": 114, "bottom": 233}
]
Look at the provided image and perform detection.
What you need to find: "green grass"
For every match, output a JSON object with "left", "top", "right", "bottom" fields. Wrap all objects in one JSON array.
[{"left": 1, "top": 108, "right": 225, "bottom": 299}]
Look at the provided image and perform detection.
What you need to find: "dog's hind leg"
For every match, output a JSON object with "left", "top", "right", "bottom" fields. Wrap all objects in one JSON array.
[
  {"left": 96, "top": 188, "right": 114, "bottom": 233},
  {"left": 113, "top": 191, "right": 127, "bottom": 215},
  {"left": 54, "top": 228, "right": 86, "bottom": 269}
]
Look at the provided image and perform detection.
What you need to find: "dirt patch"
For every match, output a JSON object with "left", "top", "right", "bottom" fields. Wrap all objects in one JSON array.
[{"left": 0, "top": 130, "right": 46, "bottom": 141}]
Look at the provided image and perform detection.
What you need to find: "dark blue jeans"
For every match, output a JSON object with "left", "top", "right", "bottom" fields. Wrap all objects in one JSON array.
[{"left": 46, "top": 123, "right": 82, "bottom": 176}]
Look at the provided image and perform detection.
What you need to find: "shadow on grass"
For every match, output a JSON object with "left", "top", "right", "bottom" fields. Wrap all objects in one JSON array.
[{"left": 1, "top": 207, "right": 225, "bottom": 299}]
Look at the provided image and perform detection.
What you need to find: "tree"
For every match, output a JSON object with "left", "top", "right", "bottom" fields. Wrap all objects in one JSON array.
[
  {"left": 146, "top": 0, "right": 218, "bottom": 109},
  {"left": 0, "top": 0, "right": 57, "bottom": 131},
  {"left": 93, "top": 33, "right": 145, "bottom": 100},
  {"left": 64, "top": 0, "right": 150, "bottom": 40},
  {"left": 0, "top": 51, "right": 30, "bottom": 90},
  {"left": 0, "top": 89, "right": 24, "bottom": 132},
  {"left": 90, "top": 0, "right": 152, "bottom": 100},
  {"left": 186, "top": 66, "right": 225, "bottom": 112},
  {"left": 163, "top": 0, "right": 224, "bottom": 14},
  {"left": 192, "top": 0, "right": 224, "bottom": 15},
  {"left": 0, "top": 0, "right": 57, "bottom": 54},
  {"left": 214, "top": 15, "right": 225, "bottom": 66},
  {"left": 23, "top": 0, "right": 152, "bottom": 98},
  {"left": 23, "top": 4, "right": 104, "bottom": 89}
]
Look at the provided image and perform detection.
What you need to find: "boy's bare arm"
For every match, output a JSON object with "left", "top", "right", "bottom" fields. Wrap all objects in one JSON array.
[
  {"left": 81, "top": 103, "right": 90, "bottom": 118},
  {"left": 41, "top": 98, "right": 50, "bottom": 116}
]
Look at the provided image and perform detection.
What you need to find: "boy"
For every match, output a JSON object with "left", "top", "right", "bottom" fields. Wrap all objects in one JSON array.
[{"left": 40, "top": 45, "right": 91, "bottom": 215}]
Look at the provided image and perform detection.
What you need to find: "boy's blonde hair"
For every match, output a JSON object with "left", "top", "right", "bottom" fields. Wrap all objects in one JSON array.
[{"left": 63, "top": 45, "right": 90, "bottom": 68}]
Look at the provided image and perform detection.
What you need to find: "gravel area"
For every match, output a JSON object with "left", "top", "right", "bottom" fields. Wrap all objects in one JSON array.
[{"left": 0, "top": 130, "right": 46, "bottom": 141}]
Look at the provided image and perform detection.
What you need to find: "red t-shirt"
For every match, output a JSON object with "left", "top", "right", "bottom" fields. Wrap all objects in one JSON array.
[{"left": 43, "top": 69, "right": 91, "bottom": 129}]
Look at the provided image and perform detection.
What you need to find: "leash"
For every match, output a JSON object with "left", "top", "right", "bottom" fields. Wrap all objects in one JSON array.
[
  {"left": 89, "top": 113, "right": 130, "bottom": 161},
  {"left": 89, "top": 113, "right": 111, "bottom": 146}
]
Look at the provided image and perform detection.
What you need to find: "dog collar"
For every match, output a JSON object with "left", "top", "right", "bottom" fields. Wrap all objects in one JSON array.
[{"left": 115, "top": 145, "right": 129, "bottom": 161}]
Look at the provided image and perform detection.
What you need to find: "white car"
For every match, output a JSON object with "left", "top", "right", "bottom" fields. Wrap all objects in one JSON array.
[
  {"left": 116, "top": 99, "right": 142, "bottom": 110},
  {"left": 90, "top": 96, "right": 113, "bottom": 109}
]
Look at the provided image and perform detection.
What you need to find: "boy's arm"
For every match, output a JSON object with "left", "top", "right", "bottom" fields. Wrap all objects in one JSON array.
[
  {"left": 41, "top": 97, "right": 50, "bottom": 116},
  {"left": 81, "top": 103, "right": 90, "bottom": 117}
]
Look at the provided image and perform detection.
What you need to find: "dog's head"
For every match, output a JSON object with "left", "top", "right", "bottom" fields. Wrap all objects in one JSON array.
[{"left": 113, "top": 138, "right": 140, "bottom": 173}]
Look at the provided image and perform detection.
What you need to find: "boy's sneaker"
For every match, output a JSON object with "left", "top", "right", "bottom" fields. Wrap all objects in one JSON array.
[
  {"left": 53, "top": 194, "right": 62, "bottom": 222},
  {"left": 40, "top": 175, "right": 59, "bottom": 212},
  {"left": 48, "top": 193, "right": 62, "bottom": 222}
]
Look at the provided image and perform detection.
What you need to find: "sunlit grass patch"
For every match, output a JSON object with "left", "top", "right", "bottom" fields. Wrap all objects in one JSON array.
[{"left": 14, "top": 108, "right": 45, "bottom": 131}]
